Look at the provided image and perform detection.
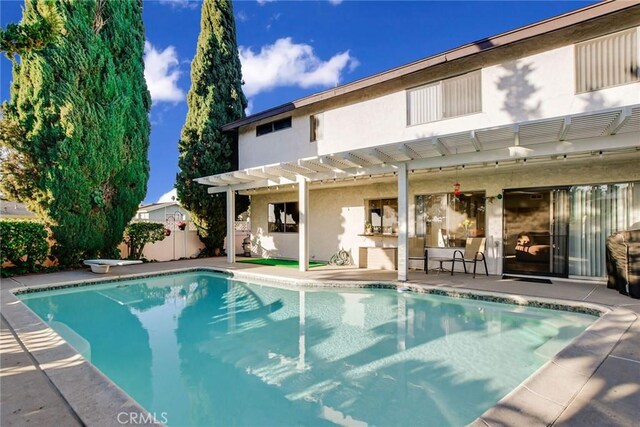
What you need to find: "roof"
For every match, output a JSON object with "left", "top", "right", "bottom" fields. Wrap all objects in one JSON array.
[
  {"left": 136, "top": 202, "right": 183, "bottom": 213},
  {"left": 223, "top": 0, "right": 640, "bottom": 131}
]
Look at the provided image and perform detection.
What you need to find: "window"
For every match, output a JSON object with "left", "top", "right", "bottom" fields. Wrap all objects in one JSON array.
[
  {"left": 575, "top": 28, "right": 639, "bottom": 93},
  {"left": 366, "top": 198, "right": 398, "bottom": 235},
  {"left": 139, "top": 212, "right": 149, "bottom": 220},
  {"left": 268, "top": 202, "right": 299, "bottom": 233},
  {"left": 256, "top": 117, "right": 292, "bottom": 136},
  {"left": 407, "top": 70, "right": 481, "bottom": 125},
  {"left": 310, "top": 113, "right": 323, "bottom": 142},
  {"left": 415, "top": 192, "right": 485, "bottom": 247}
]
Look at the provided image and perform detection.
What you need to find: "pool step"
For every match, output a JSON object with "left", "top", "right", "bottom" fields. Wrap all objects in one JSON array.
[{"left": 49, "top": 321, "right": 92, "bottom": 361}]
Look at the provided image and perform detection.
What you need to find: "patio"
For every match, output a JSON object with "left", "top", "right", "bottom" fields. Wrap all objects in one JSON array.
[{"left": 1, "top": 258, "right": 638, "bottom": 426}]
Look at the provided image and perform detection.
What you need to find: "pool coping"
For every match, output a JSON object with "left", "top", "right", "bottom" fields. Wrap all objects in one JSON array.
[{"left": 2, "top": 266, "right": 636, "bottom": 427}]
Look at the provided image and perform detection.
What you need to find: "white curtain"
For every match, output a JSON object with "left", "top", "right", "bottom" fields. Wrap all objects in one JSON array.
[{"left": 569, "top": 182, "right": 640, "bottom": 277}]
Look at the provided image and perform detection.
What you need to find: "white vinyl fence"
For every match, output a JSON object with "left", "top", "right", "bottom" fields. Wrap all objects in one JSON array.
[{"left": 118, "top": 219, "right": 251, "bottom": 261}]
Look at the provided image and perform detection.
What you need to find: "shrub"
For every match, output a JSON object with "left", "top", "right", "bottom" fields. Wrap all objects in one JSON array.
[
  {"left": 124, "top": 222, "right": 166, "bottom": 260},
  {"left": 0, "top": 220, "right": 49, "bottom": 275}
]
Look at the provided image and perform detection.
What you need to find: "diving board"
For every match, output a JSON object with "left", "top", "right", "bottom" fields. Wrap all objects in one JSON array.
[{"left": 83, "top": 259, "right": 142, "bottom": 274}]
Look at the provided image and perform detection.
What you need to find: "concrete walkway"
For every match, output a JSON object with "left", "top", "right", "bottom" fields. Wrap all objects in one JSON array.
[
  {"left": 0, "top": 316, "right": 81, "bottom": 426},
  {"left": 1, "top": 258, "right": 639, "bottom": 426}
]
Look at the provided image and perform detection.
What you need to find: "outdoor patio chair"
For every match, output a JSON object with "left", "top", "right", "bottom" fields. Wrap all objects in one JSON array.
[
  {"left": 408, "top": 237, "right": 427, "bottom": 272},
  {"left": 441, "top": 237, "right": 488, "bottom": 278}
]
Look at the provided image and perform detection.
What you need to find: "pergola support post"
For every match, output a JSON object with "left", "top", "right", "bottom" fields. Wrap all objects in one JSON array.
[
  {"left": 298, "top": 176, "right": 309, "bottom": 272},
  {"left": 397, "top": 163, "right": 408, "bottom": 281},
  {"left": 226, "top": 189, "right": 235, "bottom": 264}
]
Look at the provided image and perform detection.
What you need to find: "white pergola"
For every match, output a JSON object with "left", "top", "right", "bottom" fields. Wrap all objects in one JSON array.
[{"left": 197, "top": 105, "right": 640, "bottom": 281}]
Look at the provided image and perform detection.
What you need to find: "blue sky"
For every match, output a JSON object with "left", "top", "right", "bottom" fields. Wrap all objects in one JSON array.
[{"left": 1, "top": 0, "right": 595, "bottom": 204}]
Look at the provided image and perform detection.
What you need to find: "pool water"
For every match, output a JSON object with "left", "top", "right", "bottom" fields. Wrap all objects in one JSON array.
[{"left": 20, "top": 272, "right": 595, "bottom": 427}]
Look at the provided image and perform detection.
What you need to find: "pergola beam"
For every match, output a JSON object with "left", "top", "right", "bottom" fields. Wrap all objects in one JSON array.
[
  {"left": 432, "top": 138, "right": 450, "bottom": 156},
  {"left": 263, "top": 167, "right": 297, "bottom": 182},
  {"left": 298, "top": 159, "right": 333, "bottom": 173},
  {"left": 279, "top": 162, "right": 316, "bottom": 178},
  {"left": 558, "top": 117, "right": 571, "bottom": 141},
  {"left": 470, "top": 131, "right": 483, "bottom": 152},
  {"left": 368, "top": 148, "right": 396, "bottom": 164},
  {"left": 606, "top": 106, "right": 632, "bottom": 135},
  {"left": 232, "top": 171, "right": 254, "bottom": 182},
  {"left": 319, "top": 155, "right": 353, "bottom": 171},
  {"left": 399, "top": 143, "right": 422, "bottom": 160},
  {"left": 342, "top": 152, "right": 372, "bottom": 167}
]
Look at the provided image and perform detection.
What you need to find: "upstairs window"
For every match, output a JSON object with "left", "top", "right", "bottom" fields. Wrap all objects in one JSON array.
[
  {"left": 407, "top": 70, "right": 481, "bottom": 125},
  {"left": 575, "top": 28, "right": 639, "bottom": 93},
  {"left": 256, "top": 117, "right": 292, "bottom": 136},
  {"left": 310, "top": 113, "right": 323, "bottom": 142}
]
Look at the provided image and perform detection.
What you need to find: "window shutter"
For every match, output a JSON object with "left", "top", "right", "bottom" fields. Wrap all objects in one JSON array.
[
  {"left": 407, "top": 83, "right": 442, "bottom": 125},
  {"left": 442, "top": 70, "right": 481, "bottom": 118},
  {"left": 575, "top": 28, "right": 639, "bottom": 93}
]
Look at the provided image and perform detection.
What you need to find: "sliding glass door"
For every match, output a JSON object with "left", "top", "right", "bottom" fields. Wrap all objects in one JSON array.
[
  {"left": 504, "top": 182, "right": 640, "bottom": 279},
  {"left": 503, "top": 188, "right": 569, "bottom": 277}
]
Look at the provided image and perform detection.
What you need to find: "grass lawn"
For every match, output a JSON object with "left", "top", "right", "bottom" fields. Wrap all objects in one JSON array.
[{"left": 238, "top": 258, "right": 326, "bottom": 268}]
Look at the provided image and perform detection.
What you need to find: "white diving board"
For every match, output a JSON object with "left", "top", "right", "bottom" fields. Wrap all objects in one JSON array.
[{"left": 83, "top": 259, "right": 143, "bottom": 274}]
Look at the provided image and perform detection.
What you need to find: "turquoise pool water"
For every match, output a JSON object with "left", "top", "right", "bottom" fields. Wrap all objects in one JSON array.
[{"left": 20, "top": 272, "right": 595, "bottom": 427}]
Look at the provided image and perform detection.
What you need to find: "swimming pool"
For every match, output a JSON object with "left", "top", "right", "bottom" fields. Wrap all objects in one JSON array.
[{"left": 20, "top": 271, "right": 595, "bottom": 426}]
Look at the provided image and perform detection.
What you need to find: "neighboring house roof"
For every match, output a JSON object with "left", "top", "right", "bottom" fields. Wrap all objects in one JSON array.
[
  {"left": 0, "top": 199, "right": 37, "bottom": 218},
  {"left": 222, "top": 0, "right": 640, "bottom": 131},
  {"left": 136, "top": 202, "right": 185, "bottom": 213}
]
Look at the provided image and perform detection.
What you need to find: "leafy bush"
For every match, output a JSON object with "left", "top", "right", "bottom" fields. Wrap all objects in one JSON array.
[
  {"left": 124, "top": 222, "right": 166, "bottom": 260},
  {"left": 0, "top": 220, "right": 49, "bottom": 275}
]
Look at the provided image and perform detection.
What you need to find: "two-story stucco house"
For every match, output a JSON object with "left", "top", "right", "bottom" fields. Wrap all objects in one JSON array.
[{"left": 197, "top": 1, "right": 640, "bottom": 282}]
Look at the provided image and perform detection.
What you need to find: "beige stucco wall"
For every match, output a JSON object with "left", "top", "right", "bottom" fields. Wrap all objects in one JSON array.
[{"left": 249, "top": 156, "right": 640, "bottom": 274}]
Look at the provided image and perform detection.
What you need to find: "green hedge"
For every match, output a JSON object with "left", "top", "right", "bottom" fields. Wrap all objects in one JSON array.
[
  {"left": 1, "top": 220, "right": 49, "bottom": 276},
  {"left": 124, "top": 222, "right": 166, "bottom": 260}
]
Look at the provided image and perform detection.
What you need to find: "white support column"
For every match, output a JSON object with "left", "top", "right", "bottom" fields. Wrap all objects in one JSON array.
[
  {"left": 397, "top": 163, "right": 408, "bottom": 281},
  {"left": 226, "top": 189, "right": 235, "bottom": 264},
  {"left": 298, "top": 176, "right": 309, "bottom": 272}
]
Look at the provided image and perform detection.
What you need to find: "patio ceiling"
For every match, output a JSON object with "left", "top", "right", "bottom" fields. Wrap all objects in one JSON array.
[{"left": 197, "top": 105, "right": 640, "bottom": 194}]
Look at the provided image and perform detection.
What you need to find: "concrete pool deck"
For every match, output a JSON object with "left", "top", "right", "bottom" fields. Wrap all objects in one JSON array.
[{"left": 1, "top": 257, "right": 638, "bottom": 426}]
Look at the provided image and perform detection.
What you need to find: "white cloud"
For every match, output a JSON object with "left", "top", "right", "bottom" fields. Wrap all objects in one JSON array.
[
  {"left": 328, "top": 0, "right": 343, "bottom": 5},
  {"left": 144, "top": 41, "right": 185, "bottom": 104},
  {"left": 245, "top": 99, "right": 254, "bottom": 116},
  {"left": 157, "top": 188, "right": 179, "bottom": 203},
  {"left": 236, "top": 10, "right": 248, "bottom": 23},
  {"left": 256, "top": 0, "right": 275, "bottom": 5},
  {"left": 158, "top": 0, "right": 199, "bottom": 9},
  {"left": 239, "top": 38, "right": 358, "bottom": 97}
]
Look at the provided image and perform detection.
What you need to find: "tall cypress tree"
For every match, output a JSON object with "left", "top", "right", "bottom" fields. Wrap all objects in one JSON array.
[
  {"left": 0, "top": 0, "right": 151, "bottom": 265},
  {"left": 177, "top": 0, "right": 248, "bottom": 255}
]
